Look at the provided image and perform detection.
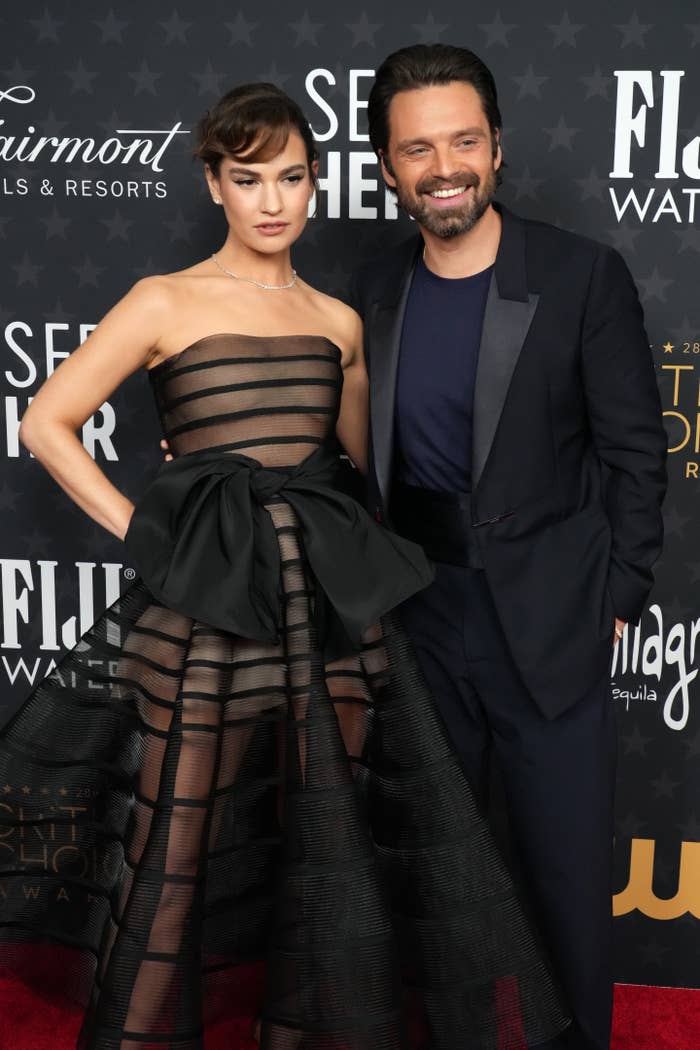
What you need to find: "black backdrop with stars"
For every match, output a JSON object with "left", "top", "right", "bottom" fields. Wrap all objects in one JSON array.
[{"left": 1, "top": 0, "right": 698, "bottom": 988}]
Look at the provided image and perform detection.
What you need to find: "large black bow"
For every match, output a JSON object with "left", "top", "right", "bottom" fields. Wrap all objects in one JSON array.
[{"left": 124, "top": 442, "right": 434, "bottom": 655}]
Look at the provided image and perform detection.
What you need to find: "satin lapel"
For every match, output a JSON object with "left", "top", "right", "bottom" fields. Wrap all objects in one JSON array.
[
  {"left": 368, "top": 244, "right": 419, "bottom": 506},
  {"left": 472, "top": 273, "right": 539, "bottom": 491}
]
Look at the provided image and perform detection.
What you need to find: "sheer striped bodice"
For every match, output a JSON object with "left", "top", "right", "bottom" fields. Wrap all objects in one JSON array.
[
  {"left": 0, "top": 334, "right": 571, "bottom": 1050},
  {"left": 149, "top": 333, "right": 342, "bottom": 464}
]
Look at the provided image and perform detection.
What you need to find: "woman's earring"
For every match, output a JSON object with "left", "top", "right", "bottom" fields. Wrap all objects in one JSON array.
[{"left": 213, "top": 197, "right": 222, "bottom": 205}]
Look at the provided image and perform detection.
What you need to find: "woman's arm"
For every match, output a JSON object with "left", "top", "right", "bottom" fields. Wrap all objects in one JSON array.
[
  {"left": 334, "top": 308, "right": 368, "bottom": 476},
  {"left": 19, "top": 277, "right": 172, "bottom": 540}
]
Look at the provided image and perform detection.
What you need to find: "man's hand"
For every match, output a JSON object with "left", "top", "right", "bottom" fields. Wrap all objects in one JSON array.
[
  {"left": 613, "top": 617, "right": 627, "bottom": 646},
  {"left": 160, "top": 438, "right": 173, "bottom": 462}
]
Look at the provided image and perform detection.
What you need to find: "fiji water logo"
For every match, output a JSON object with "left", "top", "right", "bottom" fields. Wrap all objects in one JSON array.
[
  {"left": 609, "top": 70, "right": 700, "bottom": 223},
  {"left": 0, "top": 560, "right": 127, "bottom": 687}
]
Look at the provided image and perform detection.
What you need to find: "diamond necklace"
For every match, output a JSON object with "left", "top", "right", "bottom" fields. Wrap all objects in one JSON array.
[{"left": 210, "top": 252, "right": 297, "bottom": 290}]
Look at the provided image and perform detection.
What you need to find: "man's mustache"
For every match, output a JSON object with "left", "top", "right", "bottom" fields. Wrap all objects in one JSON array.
[{"left": 416, "top": 172, "right": 480, "bottom": 195}]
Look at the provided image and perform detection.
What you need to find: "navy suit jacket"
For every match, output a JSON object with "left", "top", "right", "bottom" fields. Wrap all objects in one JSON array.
[{"left": 350, "top": 204, "right": 667, "bottom": 718}]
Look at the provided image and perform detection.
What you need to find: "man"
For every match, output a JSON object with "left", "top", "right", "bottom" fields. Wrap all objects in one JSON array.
[{"left": 351, "top": 44, "right": 667, "bottom": 1050}]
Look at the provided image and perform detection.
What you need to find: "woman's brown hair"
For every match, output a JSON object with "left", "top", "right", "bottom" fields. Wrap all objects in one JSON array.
[{"left": 194, "top": 82, "right": 318, "bottom": 185}]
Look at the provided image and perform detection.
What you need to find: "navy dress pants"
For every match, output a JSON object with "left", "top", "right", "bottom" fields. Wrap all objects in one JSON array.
[{"left": 400, "top": 563, "right": 617, "bottom": 1050}]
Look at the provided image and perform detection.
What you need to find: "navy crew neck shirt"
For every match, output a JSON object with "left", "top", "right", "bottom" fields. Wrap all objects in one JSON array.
[{"left": 396, "top": 256, "right": 493, "bottom": 493}]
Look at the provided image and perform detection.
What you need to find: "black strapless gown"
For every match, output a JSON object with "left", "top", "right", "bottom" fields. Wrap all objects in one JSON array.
[{"left": 0, "top": 335, "right": 570, "bottom": 1049}]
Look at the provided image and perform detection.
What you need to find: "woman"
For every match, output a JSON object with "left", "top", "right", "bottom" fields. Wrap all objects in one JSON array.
[{"left": 0, "top": 84, "right": 570, "bottom": 1050}]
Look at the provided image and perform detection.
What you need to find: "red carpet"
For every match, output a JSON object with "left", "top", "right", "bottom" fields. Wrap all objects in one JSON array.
[{"left": 0, "top": 974, "right": 698, "bottom": 1049}]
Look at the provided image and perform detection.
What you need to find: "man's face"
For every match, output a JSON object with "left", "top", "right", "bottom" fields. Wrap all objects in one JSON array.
[{"left": 381, "top": 81, "right": 501, "bottom": 239}]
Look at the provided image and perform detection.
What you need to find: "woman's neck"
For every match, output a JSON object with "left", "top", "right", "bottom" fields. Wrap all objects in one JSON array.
[{"left": 214, "top": 237, "right": 295, "bottom": 287}]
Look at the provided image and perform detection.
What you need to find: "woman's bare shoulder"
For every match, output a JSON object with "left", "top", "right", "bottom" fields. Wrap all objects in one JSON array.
[
  {"left": 303, "top": 284, "right": 362, "bottom": 360},
  {"left": 127, "top": 261, "right": 213, "bottom": 312}
]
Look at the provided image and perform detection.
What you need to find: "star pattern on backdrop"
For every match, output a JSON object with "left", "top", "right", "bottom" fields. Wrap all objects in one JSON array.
[
  {"left": 615, "top": 12, "right": 653, "bottom": 48},
  {"left": 164, "top": 211, "right": 196, "bottom": 243},
  {"left": 94, "top": 10, "right": 129, "bottom": 44},
  {"left": 638, "top": 266, "right": 673, "bottom": 303},
  {"left": 73, "top": 258, "right": 106, "bottom": 288},
  {"left": 29, "top": 7, "right": 62, "bottom": 42},
  {"left": 65, "top": 59, "right": 98, "bottom": 94},
  {"left": 132, "top": 258, "right": 159, "bottom": 281},
  {"left": 683, "top": 728, "right": 700, "bottom": 760},
  {"left": 679, "top": 813, "right": 700, "bottom": 839},
  {"left": 96, "top": 109, "right": 126, "bottom": 136},
  {"left": 650, "top": 771, "right": 680, "bottom": 800},
  {"left": 542, "top": 116, "right": 581, "bottom": 151},
  {"left": 546, "top": 12, "right": 583, "bottom": 47},
  {"left": 12, "top": 253, "right": 43, "bottom": 287},
  {"left": 663, "top": 506, "right": 691, "bottom": 539},
  {"left": 412, "top": 13, "right": 449, "bottom": 42},
  {"left": 346, "top": 12, "right": 382, "bottom": 47},
  {"left": 160, "top": 11, "right": 192, "bottom": 43},
  {"left": 675, "top": 226, "right": 700, "bottom": 254},
  {"left": 479, "top": 12, "right": 516, "bottom": 47},
  {"left": 40, "top": 208, "right": 71, "bottom": 240},
  {"left": 576, "top": 167, "right": 608, "bottom": 201},
  {"left": 46, "top": 298, "right": 75, "bottom": 324},
  {"left": 580, "top": 66, "right": 611, "bottom": 100},
  {"left": 290, "top": 11, "right": 323, "bottom": 46},
  {"left": 256, "top": 62, "right": 291, "bottom": 88},
  {"left": 40, "top": 108, "right": 69, "bottom": 137},
  {"left": 325, "top": 61, "right": 350, "bottom": 99},
  {"left": 512, "top": 65, "right": 548, "bottom": 100},
  {"left": 605, "top": 224, "right": 642, "bottom": 254},
  {"left": 669, "top": 316, "right": 698, "bottom": 344},
  {"left": 191, "top": 62, "right": 227, "bottom": 96},
  {"left": 101, "top": 211, "right": 135, "bottom": 242},
  {"left": 508, "top": 165, "right": 545, "bottom": 200},
  {"left": 128, "top": 60, "right": 163, "bottom": 95},
  {"left": 225, "top": 12, "right": 259, "bottom": 46},
  {"left": 616, "top": 811, "right": 648, "bottom": 838},
  {"left": 2, "top": 60, "right": 36, "bottom": 84},
  {"left": 621, "top": 726, "right": 652, "bottom": 757}
]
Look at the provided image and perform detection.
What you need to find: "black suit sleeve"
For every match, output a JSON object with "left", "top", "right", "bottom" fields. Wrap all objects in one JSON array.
[{"left": 581, "top": 246, "right": 667, "bottom": 623}]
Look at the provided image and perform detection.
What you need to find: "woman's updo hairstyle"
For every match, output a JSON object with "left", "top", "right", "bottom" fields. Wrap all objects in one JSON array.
[{"left": 194, "top": 82, "right": 318, "bottom": 187}]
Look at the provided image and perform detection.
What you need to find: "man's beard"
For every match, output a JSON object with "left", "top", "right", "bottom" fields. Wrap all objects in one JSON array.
[{"left": 395, "top": 167, "right": 497, "bottom": 239}]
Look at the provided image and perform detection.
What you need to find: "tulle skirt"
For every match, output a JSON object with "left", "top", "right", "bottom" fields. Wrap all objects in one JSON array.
[{"left": 0, "top": 499, "right": 569, "bottom": 1049}]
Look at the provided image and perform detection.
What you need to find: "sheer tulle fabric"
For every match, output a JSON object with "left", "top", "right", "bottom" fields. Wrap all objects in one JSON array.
[{"left": 0, "top": 335, "right": 570, "bottom": 1049}]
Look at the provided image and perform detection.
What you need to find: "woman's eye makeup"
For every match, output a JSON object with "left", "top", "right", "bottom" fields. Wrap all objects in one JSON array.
[{"left": 231, "top": 174, "right": 304, "bottom": 187}]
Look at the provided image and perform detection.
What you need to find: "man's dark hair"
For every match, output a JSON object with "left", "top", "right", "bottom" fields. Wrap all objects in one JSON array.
[{"left": 367, "top": 44, "right": 503, "bottom": 160}]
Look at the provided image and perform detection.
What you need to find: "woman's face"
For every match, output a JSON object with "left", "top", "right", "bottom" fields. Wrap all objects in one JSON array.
[{"left": 206, "top": 130, "right": 316, "bottom": 254}]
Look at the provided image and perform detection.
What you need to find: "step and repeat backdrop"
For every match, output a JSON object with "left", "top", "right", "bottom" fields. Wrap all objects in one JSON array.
[{"left": 1, "top": 0, "right": 698, "bottom": 987}]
